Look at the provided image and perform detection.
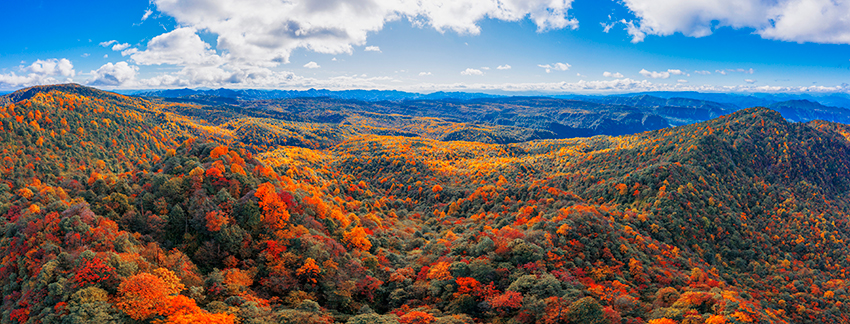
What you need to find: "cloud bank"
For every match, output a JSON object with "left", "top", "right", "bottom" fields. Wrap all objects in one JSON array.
[
  {"left": 151, "top": 0, "right": 579, "bottom": 66},
  {"left": 0, "top": 59, "right": 76, "bottom": 88},
  {"left": 621, "top": 0, "right": 850, "bottom": 44}
]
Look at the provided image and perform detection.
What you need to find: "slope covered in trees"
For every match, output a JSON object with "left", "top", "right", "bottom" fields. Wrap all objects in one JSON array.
[{"left": 1, "top": 85, "right": 850, "bottom": 323}]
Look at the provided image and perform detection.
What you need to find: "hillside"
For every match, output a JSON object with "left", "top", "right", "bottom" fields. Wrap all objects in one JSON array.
[{"left": 1, "top": 85, "right": 850, "bottom": 323}]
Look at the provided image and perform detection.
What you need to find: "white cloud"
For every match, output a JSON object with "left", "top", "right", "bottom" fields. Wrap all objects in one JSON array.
[
  {"left": 364, "top": 46, "right": 381, "bottom": 52},
  {"left": 303, "top": 61, "right": 320, "bottom": 69},
  {"left": 716, "top": 70, "right": 728, "bottom": 75},
  {"left": 601, "top": 22, "right": 615, "bottom": 33},
  {"left": 419, "top": 72, "right": 432, "bottom": 76},
  {"left": 729, "top": 68, "right": 754, "bottom": 74},
  {"left": 497, "top": 64, "right": 511, "bottom": 70},
  {"left": 112, "top": 43, "right": 131, "bottom": 51},
  {"left": 538, "top": 62, "right": 571, "bottom": 73},
  {"left": 89, "top": 62, "right": 138, "bottom": 86},
  {"left": 745, "top": 79, "right": 757, "bottom": 84},
  {"left": 142, "top": 9, "right": 153, "bottom": 21},
  {"left": 81, "top": 53, "right": 90, "bottom": 58},
  {"left": 99, "top": 40, "right": 117, "bottom": 47},
  {"left": 694, "top": 70, "right": 711, "bottom": 75},
  {"left": 481, "top": 67, "right": 490, "bottom": 70},
  {"left": 639, "top": 69, "right": 669, "bottom": 79},
  {"left": 620, "top": 0, "right": 850, "bottom": 44},
  {"left": 621, "top": 20, "right": 645, "bottom": 43},
  {"left": 603, "top": 71, "right": 624, "bottom": 78},
  {"left": 677, "top": 79, "right": 688, "bottom": 83},
  {"left": 461, "top": 68, "right": 484, "bottom": 76},
  {"left": 124, "top": 27, "right": 223, "bottom": 66},
  {"left": 0, "top": 58, "right": 77, "bottom": 89},
  {"left": 152, "top": 0, "right": 579, "bottom": 65},
  {"left": 668, "top": 69, "right": 685, "bottom": 75}
]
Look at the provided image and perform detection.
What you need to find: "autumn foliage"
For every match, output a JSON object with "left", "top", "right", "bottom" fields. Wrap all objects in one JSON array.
[{"left": 2, "top": 86, "right": 850, "bottom": 324}]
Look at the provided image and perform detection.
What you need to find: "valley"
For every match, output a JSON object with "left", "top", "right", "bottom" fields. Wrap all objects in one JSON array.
[{"left": 0, "top": 84, "right": 848, "bottom": 323}]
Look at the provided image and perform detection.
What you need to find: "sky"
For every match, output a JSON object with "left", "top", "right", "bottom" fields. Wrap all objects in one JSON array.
[{"left": 1, "top": 0, "right": 850, "bottom": 94}]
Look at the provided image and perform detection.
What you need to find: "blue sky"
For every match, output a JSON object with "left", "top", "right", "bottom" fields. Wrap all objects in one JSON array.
[{"left": 1, "top": 0, "right": 849, "bottom": 93}]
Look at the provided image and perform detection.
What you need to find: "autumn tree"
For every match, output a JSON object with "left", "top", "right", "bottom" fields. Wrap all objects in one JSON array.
[{"left": 255, "top": 182, "right": 290, "bottom": 231}]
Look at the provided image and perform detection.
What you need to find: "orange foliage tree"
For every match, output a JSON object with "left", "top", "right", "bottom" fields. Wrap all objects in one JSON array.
[
  {"left": 296, "top": 258, "right": 321, "bottom": 284},
  {"left": 399, "top": 311, "right": 436, "bottom": 324},
  {"left": 116, "top": 268, "right": 186, "bottom": 320},
  {"left": 255, "top": 182, "right": 290, "bottom": 231},
  {"left": 343, "top": 226, "right": 372, "bottom": 251}
]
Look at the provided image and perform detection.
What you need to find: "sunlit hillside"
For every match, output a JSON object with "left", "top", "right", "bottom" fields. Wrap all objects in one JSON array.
[{"left": 0, "top": 85, "right": 849, "bottom": 324}]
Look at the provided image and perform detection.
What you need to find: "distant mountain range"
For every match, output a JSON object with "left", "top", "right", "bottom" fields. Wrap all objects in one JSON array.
[
  {"left": 132, "top": 87, "right": 850, "bottom": 138},
  {"left": 131, "top": 87, "right": 850, "bottom": 109}
]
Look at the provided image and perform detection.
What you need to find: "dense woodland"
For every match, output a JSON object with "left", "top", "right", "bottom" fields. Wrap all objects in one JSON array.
[{"left": 1, "top": 84, "right": 850, "bottom": 323}]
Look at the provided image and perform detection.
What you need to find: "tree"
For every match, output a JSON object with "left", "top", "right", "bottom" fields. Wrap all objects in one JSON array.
[
  {"left": 255, "top": 182, "right": 290, "bottom": 231},
  {"left": 399, "top": 311, "right": 436, "bottom": 324},
  {"left": 344, "top": 226, "right": 372, "bottom": 251},
  {"left": 210, "top": 146, "right": 229, "bottom": 159},
  {"left": 115, "top": 268, "right": 185, "bottom": 320},
  {"left": 115, "top": 273, "right": 172, "bottom": 320},
  {"left": 297, "top": 258, "right": 321, "bottom": 284},
  {"left": 565, "top": 297, "right": 610, "bottom": 324}
]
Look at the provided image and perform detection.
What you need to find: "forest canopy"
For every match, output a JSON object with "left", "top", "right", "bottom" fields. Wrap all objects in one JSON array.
[{"left": 0, "top": 84, "right": 849, "bottom": 323}]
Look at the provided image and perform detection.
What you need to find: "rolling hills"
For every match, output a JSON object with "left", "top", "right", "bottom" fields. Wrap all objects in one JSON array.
[
  {"left": 0, "top": 84, "right": 849, "bottom": 323},
  {"left": 138, "top": 88, "right": 850, "bottom": 143}
]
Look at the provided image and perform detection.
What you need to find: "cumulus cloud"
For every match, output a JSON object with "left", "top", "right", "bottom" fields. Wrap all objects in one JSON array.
[
  {"left": 639, "top": 69, "right": 668, "bottom": 79},
  {"left": 620, "top": 0, "right": 850, "bottom": 44},
  {"left": 419, "top": 72, "right": 432, "bottom": 76},
  {"left": 152, "top": 0, "right": 579, "bottom": 65},
  {"left": 0, "top": 58, "right": 76, "bottom": 89},
  {"left": 123, "top": 27, "right": 223, "bottom": 66},
  {"left": 461, "top": 68, "right": 484, "bottom": 76},
  {"left": 716, "top": 70, "right": 728, "bottom": 75},
  {"left": 745, "top": 79, "right": 757, "bottom": 84},
  {"left": 677, "top": 79, "right": 688, "bottom": 83},
  {"left": 638, "top": 69, "right": 686, "bottom": 79},
  {"left": 603, "top": 71, "right": 624, "bottom": 78},
  {"left": 100, "top": 40, "right": 131, "bottom": 51},
  {"left": 28, "top": 58, "right": 75, "bottom": 77},
  {"left": 497, "top": 64, "right": 511, "bottom": 70},
  {"left": 112, "top": 43, "right": 131, "bottom": 51},
  {"left": 303, "top": 62, "right": 321, "bottom": 69},
  {"left": 538, "top": 62, "right": 571, "bottom": 73},
  {"left": 364, "top": 46, "right": 381, "bottom": 52},
  {"left": 694, "top": 70, "right": 711, "bottom": 75},
  {"left": 89, "top": 62, "right": 138, "bottom": 86}
]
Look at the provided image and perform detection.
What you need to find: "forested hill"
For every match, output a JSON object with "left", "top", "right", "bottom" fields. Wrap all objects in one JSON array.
[{"left": 1, "top": 84, "right": 850, "bottom": 323}]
